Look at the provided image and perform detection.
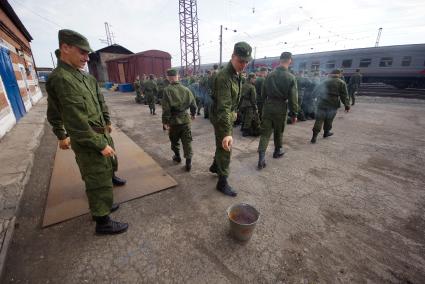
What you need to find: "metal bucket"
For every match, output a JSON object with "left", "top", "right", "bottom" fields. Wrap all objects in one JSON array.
[{"left": 227, "top": 203, "right": 260, "bottom": 241}]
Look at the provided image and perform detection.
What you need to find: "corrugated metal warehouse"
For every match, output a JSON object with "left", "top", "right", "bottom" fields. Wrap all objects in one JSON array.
[
  {"left": 88, "top": 44, "right": 133, "bottom": 82},
  {"left": 106, "top": 50, "right": 171, "bottom": 83}
]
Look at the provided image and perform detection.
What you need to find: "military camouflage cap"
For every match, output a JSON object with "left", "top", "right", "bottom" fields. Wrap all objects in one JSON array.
[
  {"left": 280, "top": 52, "right": 292, "bottom": 60},
  {"left": 233, "top": 42, "right": 252, "bottom": 62},
  {"left": 166, "top": 69, "right": 177, "bottom": 76},
  {"left": 58, "top": 29, "right": 93, "bottom": 52},
  {"left": 248, "top": 73, "right": 256, "bottom": 80}
]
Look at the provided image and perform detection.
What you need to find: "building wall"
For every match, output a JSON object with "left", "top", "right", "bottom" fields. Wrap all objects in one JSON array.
[
  {"left": 97, "top": 52, "right": 129, "bottom": 82},
  {"left": 0, "top": 9, "right": 42, "bottom": 138}
]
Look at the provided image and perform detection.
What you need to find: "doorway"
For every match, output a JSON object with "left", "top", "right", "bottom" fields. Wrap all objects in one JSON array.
[{"left": 0, "top": 47, "right": 26, "bottom": 121}]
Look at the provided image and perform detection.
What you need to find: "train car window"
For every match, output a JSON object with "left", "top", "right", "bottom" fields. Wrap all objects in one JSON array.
[
  {"left": 326, "top": 60, "right": 336, "bottom": 69},
  {"left": 379, "top": 57, "right": 393, "bottom": 67},
  {"left": 342, "top": 59, "right": 352, "bottom": 68},
  {"left": 401, "top": 56, "right": 412, "bottom": 67},
  {"left": 311, "top": 61, "right": 320, "bottom": 71},
  {"left": 298, "top": 62, "right": 307, "bottom": 70},
  {"left": 359, "top": 58, "right": 372, "bottom": 68}
]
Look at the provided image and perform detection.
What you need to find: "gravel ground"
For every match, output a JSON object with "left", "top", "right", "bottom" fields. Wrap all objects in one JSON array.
[{"left": 3, "top": 93, "right": 425, "bottom": 284}]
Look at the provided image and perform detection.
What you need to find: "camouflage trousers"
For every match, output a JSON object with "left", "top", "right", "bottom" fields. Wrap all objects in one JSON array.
[
  {"left": 74, "top": 133, "right": 118, "bottom": 217},
  {"left": 258, "top": 105, "right": 288, "bottom": 152},
  {"left": 348, "top": 86, "right": 358, "bottom": 105},
  {"left": 135, "top": 91, "right": 143, "bottom": 104},
  {"left": 312, "top": 107, "right": 337, "bottom": 134},
  {"left": 146, "top": 93, "right": 156, "bottom": 111},
  {"left": 211, "top": 124, "right": 233, "bottom": 177},
  {"left": 241, "top": 107, "right": 260, "bottom": 135},
  {"left": 169, "top": 123, "right": 193, "bottom": 159}
]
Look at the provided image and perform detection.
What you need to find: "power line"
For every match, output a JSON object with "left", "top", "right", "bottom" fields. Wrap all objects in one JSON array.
[{"left": 10, "top": 0, "right": 63, "bottom": 29}]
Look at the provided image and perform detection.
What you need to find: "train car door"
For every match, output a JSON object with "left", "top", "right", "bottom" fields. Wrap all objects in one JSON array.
[{"left": 0, "top": 47, "right": 26, "bottom": 121}]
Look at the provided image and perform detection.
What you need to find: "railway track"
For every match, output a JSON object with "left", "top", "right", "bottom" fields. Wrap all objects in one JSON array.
[{"left": 357, "top": 84, "right": 425, "bottom": 99}]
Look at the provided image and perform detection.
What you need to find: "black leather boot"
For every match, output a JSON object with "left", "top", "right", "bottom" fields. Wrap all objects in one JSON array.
[
  {"left": 95, "top": 215, "right": 128, "bottom": 235},
  {"left": 311, "top": 133, "right": 318, "bottom": 144},
  {"left": 185, "top": 158, "right": 192, "bottom": 172},
  {"left": 216, "top": 176, "right": 237, "bottom": 197},
  {"left": 112, "top": 174, "right": 127, "bottom": 186},
  {"left": 323, "top": 131, "right": 334, "bottom": 138},
  {"left": 209, "top": 160, "right": 217, "bottom": 174},
  {"left": 258, "top": 151, "right": 266, "bottom": 170},
  {"left": 273, "top": 147, "right": 285, "bottom": 158},
  {"left": 172, "top": 151, "right": 182, "bottom": 163}
]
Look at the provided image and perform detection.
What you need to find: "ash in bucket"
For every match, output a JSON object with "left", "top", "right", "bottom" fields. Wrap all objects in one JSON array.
[{"left": 229, "top": 209, "right": 258, "bottom": 225}]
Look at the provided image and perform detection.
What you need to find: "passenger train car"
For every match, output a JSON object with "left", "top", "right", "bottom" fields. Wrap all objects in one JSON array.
[{"left": 198, "top": 44, "right": 425, "bottom": 89}]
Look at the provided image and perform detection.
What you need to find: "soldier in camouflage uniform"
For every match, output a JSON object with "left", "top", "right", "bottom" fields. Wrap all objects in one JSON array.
[
  {"left": 257, "top": 52, "right": 298, "bottom": 170},
  {"left": 303, "top": 72, "right": 320, "bottom": 119},
  {"left": 209, "top": 42, "right": 252, "bottom": 197},
  {"left": 156, "top": 76, "right": 166, "bottom": 105},
  {"left": 46, "top": 29, "right": 128, "bottom": 235},
  {"left": 310, "top": 69, "right": 350, "bottom": 143},
  {"left": 143, "top": 74, "right": 158, "bottom": 115},
  {"left": 347, "top": 69, "right": 362, "bottom": 105},
  {"left": 255, "top": 67, "right": 267, "bottom": 120},
  {"left": 240, "top": 73, "right": 260, "bottom": 137},
  {"left": 205, "top": 64, "right": 219, "bottom": 119},
  {"left": 188, "top": 77, "right": 203, "bottom": 115},
  {"left": 162, "top": 69, "right": 197, "bottom": 171},
  {"left": 134, "top": 75, "right": 143, "bottom": 104},
  {"left": 295, "top": 70, "right": 311, "bottom": 121}
]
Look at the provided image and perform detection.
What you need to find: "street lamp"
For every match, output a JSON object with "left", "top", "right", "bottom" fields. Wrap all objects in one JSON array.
[{"left": 219, "top": 25, "right": 237, "bottom": 67}]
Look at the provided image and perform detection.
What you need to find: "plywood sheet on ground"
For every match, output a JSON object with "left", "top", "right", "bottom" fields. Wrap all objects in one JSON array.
[{"left": 42, "top": 128, "right": 177, "bottom": 227}]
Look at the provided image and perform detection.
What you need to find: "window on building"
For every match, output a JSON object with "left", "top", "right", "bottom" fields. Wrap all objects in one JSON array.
[
  {"left": 379, "top": 57, "right": 393, "bottom": 67},
  {"left": 359, "top": 58, "right": 372, "bottom": 68},
  {"left": 401, "top": 56, "right": 412, "bottom": 67},
  {"left": 325, "top": 60, "right": 336, "bottom": 69},
  {"left": 311, "top": 61, "right": 320, "bottom": 71},
  {"left": 298, "top": 62, "right": 307, "bottom": 70},
  {"left": 342, "top": 59, "right": 352, "bottom": 68}
]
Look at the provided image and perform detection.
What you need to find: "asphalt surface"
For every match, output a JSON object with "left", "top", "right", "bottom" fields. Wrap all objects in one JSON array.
[{"left": 2, "top": 93, "right": 425, "bottom": 283}]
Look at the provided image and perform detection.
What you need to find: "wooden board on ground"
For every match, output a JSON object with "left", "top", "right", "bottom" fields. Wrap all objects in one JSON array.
[{"left": 42, "top": 128, "right": 177, "bottom": 227}]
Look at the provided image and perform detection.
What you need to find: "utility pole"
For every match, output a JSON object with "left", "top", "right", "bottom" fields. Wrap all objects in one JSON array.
[
  {"left": 219, "top": 26, "right": 237, "bottom": 68},
  {"left": 104, "top": 22, "right": 113, "bottom": 45},
  {"left": 179, "top": 0, "right": 201, "bottom": 76},
  {"left": 219, "top": 25, "right": 223, "bottom": 67},
  {"left": 375, "top": 27, "right": 382, "bottom": 47},
  {"left": 50, "top": 52, "right": 55, "bottom": 68}
]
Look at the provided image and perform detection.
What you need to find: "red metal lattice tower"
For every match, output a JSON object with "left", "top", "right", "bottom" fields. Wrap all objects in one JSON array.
[{"left": 179, "top": 0, "right": 201, "bottom": 76}]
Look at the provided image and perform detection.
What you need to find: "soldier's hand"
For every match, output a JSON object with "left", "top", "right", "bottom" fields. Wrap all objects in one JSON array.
[
  {"left": 291, "top": 116, "right": 297, "bottom": 124},
  {"left": 163, "top": 124, "right": 170, "bottom": 131},
  {"left": 59, "top": 137, "right": 71, "bottom": 150},
  {"left": 191, "top": 115, "right": 195, "bottom": 120},
  {"left": 107, "top": 124, "right": 113, "bottom": 133},
  {"left": 222, "top": 136, "right": 233, "bottom": 152},
  {"left": 101, "top": 145, "right": 115, "bottom": 157},
  {"left": 345, "top": 105, "right": 350, "bottom": 112}
]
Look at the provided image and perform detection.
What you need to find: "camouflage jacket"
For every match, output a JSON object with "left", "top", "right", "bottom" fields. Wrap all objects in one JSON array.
[
  {"left": 239, "top": 82, "right": 257, "bottom": 109},
  {"left": 162, "top": 82, "right": 197, "bottom": 125},
  {"left": 262, "top": 66, "right": 298, "bottom": 115},
  {"left": 314, "top": 77, "right": 350, "bottom": 109},
  {"left": 210, "top": 61, "right": 242, "bottom": 136},
  {"left": 46, "top": 60, "right": 110, "bottom": 152},
  {"left": 255, "top": 76, "right": 265, "bottom": 103}
]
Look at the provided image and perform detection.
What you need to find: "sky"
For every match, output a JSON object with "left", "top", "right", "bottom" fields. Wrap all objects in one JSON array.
[{"left": 9, "top": 0, "right": 425, "bottom": 68}]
